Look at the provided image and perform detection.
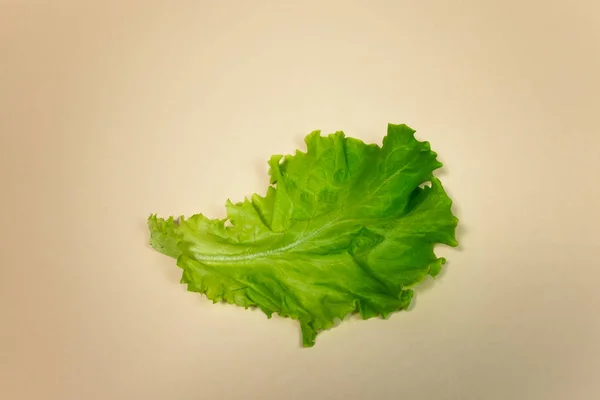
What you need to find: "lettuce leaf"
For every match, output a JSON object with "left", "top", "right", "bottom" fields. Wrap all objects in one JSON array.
[{"left": 148, "top": 123, "right": 458, "bottom": 347}]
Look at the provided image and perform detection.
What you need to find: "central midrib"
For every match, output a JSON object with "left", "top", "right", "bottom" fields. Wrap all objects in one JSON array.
[{"left": 190, "top": 218, "right": 342, "bottom": 263}]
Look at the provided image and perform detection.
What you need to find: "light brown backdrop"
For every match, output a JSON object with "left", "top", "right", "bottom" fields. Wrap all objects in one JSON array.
[{"left": 1, "top": 1, "right": 599, "bottom": 399}]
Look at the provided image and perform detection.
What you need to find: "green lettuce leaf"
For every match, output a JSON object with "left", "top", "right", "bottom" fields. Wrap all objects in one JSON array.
[{"left": 148, "top": 123, "right": 458, "bottom": 347}]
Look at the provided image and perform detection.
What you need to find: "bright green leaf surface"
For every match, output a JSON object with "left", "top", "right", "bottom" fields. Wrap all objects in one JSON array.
[{"left": 148, "top": 123, "right": 458, "bottom": 347}]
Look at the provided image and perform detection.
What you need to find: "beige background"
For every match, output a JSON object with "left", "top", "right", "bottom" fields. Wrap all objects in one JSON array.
[{"left": 1, "top": 1, "right": 599, "bottom": 399}]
